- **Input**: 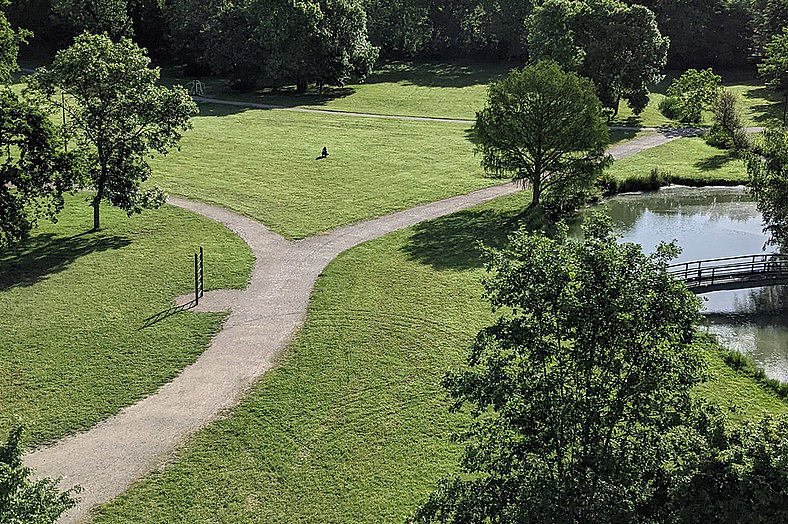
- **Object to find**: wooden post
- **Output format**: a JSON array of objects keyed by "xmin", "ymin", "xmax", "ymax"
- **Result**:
[{"xmin": 195, "ymin": 253, "xmax": 199, "ymax": 305}]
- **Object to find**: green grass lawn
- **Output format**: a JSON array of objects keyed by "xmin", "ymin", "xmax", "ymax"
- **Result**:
[
  {"xmin": 608, "ymin": 137, "xmax": 748, "ymax": 187},
  {"xmin": 162, "ymin": 62, "xmax": 782, "ymax": 127},
  {"xmin": 151, "ymin": 104, "xmax": 647, "ymax": 240},
  {"xmin": 0, "ymin": 195, "xmax": 254, "ymax": 446},
  {"xmin": 92, "ymin": 192, "xmax": 787, "ymax": 524},
  {"xmin": 150, "ymin": 103, "xmax": 496, "ymax": 239}
]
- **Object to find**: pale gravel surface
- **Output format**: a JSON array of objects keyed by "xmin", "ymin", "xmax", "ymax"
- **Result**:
[{"xmin": 24, "ymin": 129, "xmax": 692, "ymax": 523}]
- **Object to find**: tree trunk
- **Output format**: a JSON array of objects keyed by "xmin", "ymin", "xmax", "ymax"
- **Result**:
[
  {"xmin": 296, "ymin": 80, "xmax": 307, "ymax": 94},
  {"xmin": 531, "ymin": 176, "xmax": 541, "ymax": 206},
  {"xmin": 92, "ymin": 170, "xmax": 106, "ymax": 231},
  {"xmin": 92, "ymin": 196, "xmax": 101, "ymax": 231},
  {"xmin": 783, "ymin": 93, "xmax": 787, "ymax": 127}
]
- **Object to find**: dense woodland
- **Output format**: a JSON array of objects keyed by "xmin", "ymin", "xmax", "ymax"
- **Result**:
[{"xmin": 5, "ymin": 0, "xmax": 786, "ymax": 88}]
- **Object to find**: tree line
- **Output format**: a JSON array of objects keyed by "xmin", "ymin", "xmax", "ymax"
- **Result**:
[{"xmin": 5, "ymin": 0, "xmax": 788, "ymax": 91}]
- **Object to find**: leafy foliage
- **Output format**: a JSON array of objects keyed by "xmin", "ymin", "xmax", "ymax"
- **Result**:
[
  {"xmin": 663, "ymin": 68, "xmax": 722, "ymax": 124},
  {"xmin": 747, "ymin": 128, "xmax": 788, "ymax": 247},
  {"xmin": 51, "ymin": 0, "xmax": 132, "ymax": 40},
  {"xmin": 749, "ymin": 0, "xmax": 788, "ymax": 60},
  {"xmin": 0, "ymin": 4, "xmax": 81, "ymax": 249},
  {"xmin": 415, "ymin": 213, "xmax": 705, "ymax": 523},
  {"xmin": 527, "ymin": 0, "xmax": 668, "ymax": 116},
  {"xmin": 758, "ymin": 27, "xmax": 788, "ymax": 125},
  {"xmin": 166, "ymin": 0, "xmax": 378, "ymax": 92},
  {"xmin": 475, "ymin": 61, "xmax": 610, "ymax": 209},
  {"xmin": 0, "ymin": 89, "xmax": 81, "ymax": 248},
  {"xmin": 0, "ymin": 427, "xmax": 79, "ymax": 523},
  {"xmin": 705, "ymin": 89, "xmax": 748, "ymax": 153},
  {"xmin": 669, "ymin": 412, "xmax": 788, "ymax": 524},
  {"xmin": 28, "ymin": 32, "xmax": 197, "ymax": 231}
]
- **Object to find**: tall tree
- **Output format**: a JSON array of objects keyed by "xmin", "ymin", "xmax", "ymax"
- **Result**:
[
  {"xmin": 0, "ymin": 1, "xmax": 80, "ymax": 249},
  {"xmin": 474, "ymin": 61, "xmax": 610, "ymax": 208},
  {"xmin": 28, "ymin": 32, "xmax": 197, "ymax": 231},
  {"xmin": 749, "ymin": 0, "xmax": 788, "ymax": 60},
  {"xmin": 758, "ymin": 27, "xmax": 788, "ymax": 126},
  {"xmin": 252, "ymin": 0, "xmax": 378, "ymax": 93},
  {"xmin": 527, "ymin": 0, "xmax": 668, "ymax": 116},
  {"xmin": 414, "ymin": 213, "xmax": 705, "ymax": 523},
  {"xmin": 747, "ymin": 128, "xmax": 788, "ymax": 246},
  {"xmin": 51, "ymin": 0, "xmax": 132, "ymax": 40}
]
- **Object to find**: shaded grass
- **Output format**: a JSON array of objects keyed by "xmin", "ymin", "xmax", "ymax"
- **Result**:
[
  {"xmin": 0, "ymin": 194, "xmax": 254, "ymax": 446},
  {"xmin": 93, "ymin": 191, "xmax": 786, "ymax": 524},
  {"xmin": 607, "ymin": 137, "xmax": 748, "ymax": 190},
  {"xmin": 162, "ymin": 62, "xmax": 782, "ymax": 126},
  {"xmin": 150, "ymin": 104, "xmax": 496, "ymax": 239}
]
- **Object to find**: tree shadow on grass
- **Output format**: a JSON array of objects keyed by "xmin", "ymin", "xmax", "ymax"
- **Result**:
[
  {"xmin": 741, "ymin": 85, "xmax": 783, "ymax": 125},
  {"xmin": 694, "ymin": 153, "xmax": 735, "ymax": 171},
  {"xmin": 403, "ymin": 205, "xmax": 540, "ymax": 271},
  {"xmin": 0, "ymin": 232, "xmax": 131, "ymax": 292}
]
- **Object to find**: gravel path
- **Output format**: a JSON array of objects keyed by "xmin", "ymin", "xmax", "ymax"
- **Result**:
[{"xmin": 24, "ymin": 129, "xmax": 691, "ymax": 523}]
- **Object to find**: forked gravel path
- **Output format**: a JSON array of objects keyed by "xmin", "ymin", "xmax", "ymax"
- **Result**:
[{"xmin": 25, "ymin": 129, "xmax": 697, "ymax": 523}]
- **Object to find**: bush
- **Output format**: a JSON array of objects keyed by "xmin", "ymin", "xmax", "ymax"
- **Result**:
[
  {"xmin": 659, "ymin": 95, "xmax": 683, "ymax": 120},
  {"xmin": 663, "ymin": 68, "xmax": 722, "ymax": 124},
  {"xmin": 705, "ymin": 89, "xmax": 750, "ymax": 153}
]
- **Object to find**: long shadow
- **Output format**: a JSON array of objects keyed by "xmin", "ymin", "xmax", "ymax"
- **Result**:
[
  {"xmin": 403, "ymin": 205, "xmax": 536, "ymax": 271},
  {"xmin": 0, "ymin": 232, "xmax": 131, "ymax": 292},
  {"xmin": 364, "ymin": 61, "xmax": 514, "ymax": 88},
  {"xmin": 741, "ymin": 85, "xmax": 783, "ymax": 124},
  {"xmin": 694, "ymin": 153, "xmax": 735, "ymax": 171}
]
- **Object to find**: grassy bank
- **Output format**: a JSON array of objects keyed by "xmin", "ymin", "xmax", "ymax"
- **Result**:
[
  {"xmin": 604, "ymin": 137, "xmax": 748, "ymax": 193},
  {"xmin": 92, "ymin": 191, "xmax": 786, "ymax": 524},
  {"xmin": 0, "ymin": 195, "xmax": 254, "ymax": 446}
]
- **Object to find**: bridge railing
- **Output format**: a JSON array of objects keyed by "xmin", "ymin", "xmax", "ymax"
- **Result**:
[{"xmin": 667, "ymin": 253, "xmax": 788, "ymax": 287}]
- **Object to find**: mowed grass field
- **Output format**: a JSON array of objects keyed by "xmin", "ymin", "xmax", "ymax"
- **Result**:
[
  {"xmin": 150, "ymin": 104, "xmax": 495, "ymax": 239},
  {"xmin": 164, "ymin": 62, "xmax": 784, "ymax": 127},
  {"xmin": 608, "ymin": 137, "xmax": 748, "ymax": 185},
  {"xmin": 150, "ymin": 104, "xmax": 650, "ymax": 239},
  {"xmin": 92, "ymin": 192, "xmax": 787, "ymax": 524},
  {"xmin": 0, "ymin": 195, "xmax": 253, "ymax": 446}
]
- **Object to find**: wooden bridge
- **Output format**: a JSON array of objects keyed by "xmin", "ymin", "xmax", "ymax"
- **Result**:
[{"xmin": 669, "ymin": 254, "xmax": 788, "ymax": 294}]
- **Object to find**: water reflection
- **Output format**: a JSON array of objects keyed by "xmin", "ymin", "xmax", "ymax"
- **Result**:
[{"xmin": 577, "ymin": 185, "xmax": 788, "ymax": 382}]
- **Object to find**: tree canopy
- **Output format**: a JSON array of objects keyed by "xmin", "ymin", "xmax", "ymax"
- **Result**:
[
  {"xmin": 0, "ymin": 2, "xmax": 81, "ymax": 249},
  {"xmin": 747, "ymin": 128, "xmax": 788, "ymax": 247},
  {"xmin": 28, "ymin": 32, "xmax": 197, "ymax": 231},
  {"xmin": 415, "ymin": 213, "xmax": 705, "ymax": 523},
  {"xmin": 474, "ymin": 61, "xmax": 610, "ymax": 209},
  {"xmin": 414, "ymin": 214, "xmax": 788, "ymax": 523},
  {"xmin": 165, "ymin": 0, "xmax": 378, "ymax": 92},
  {"xmin": 1, "ymin": 427, "xmax": 79, "ymax": 523},
  {"xmin": 527, "ymin": 0, "xmax": 668, "ymax": 116},
  {"xmin": 758, "ymin": 27, "xmax": 788, "ymax": 125}
]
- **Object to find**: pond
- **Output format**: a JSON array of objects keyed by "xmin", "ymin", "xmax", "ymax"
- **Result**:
[{"xmin": 581, "ymin": 185, "xmax": 788, "ymax": 383}]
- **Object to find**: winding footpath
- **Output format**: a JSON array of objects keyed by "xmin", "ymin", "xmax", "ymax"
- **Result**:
[{"xmin": 25, "ymin": 129, "xmax": 706, "ymax": 522}]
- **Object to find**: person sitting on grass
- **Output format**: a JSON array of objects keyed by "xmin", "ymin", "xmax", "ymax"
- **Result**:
[{"xmin": 316, "ymin": 146, "xmax": 328, "ymax": 160}]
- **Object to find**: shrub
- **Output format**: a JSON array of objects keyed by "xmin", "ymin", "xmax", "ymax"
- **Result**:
[
  {"xmin": 659, "ymin": 95, "xmax": 682, "ymax": 120},
  {"xmin": 705, "ymin": 89, "xmax": 750, "ymax": 153},
  {"xmin": 663, "ymin": 68, "xmax": 722, "ymax": 124}
]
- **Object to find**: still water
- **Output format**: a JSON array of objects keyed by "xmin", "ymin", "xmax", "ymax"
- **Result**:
[{"xmin": 581, "ymin": 185, "xmax": 788, "ymax": 383}]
